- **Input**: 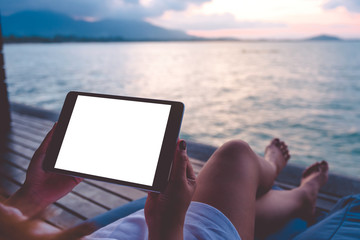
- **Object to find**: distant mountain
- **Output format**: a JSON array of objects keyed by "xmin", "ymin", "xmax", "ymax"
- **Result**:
[
  {"xmin": 305, "ymin": 34, "xmax": 342, "ymax": 41},
  {"xmin": 1, "ymin": 10, "xmax": 195, "ymax": 41}
]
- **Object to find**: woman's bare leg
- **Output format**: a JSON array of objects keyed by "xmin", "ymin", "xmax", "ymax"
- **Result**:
[
  {"xmin": 255, "ymin": 161, "xmax": 329, "ymax": 237},
  {"xmin": 192, "ymin": 138, "xmax": 289, "ymax": 240}
]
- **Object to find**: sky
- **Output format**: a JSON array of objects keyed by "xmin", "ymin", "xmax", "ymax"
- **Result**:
[{"xmin": 1, "ymin": 0, "xmax": 360, "ymax": 39}]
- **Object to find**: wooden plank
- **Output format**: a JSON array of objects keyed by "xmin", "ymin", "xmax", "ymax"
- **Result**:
[
  {"xmin": 56, "ymin": 193, "xmax": 107, "ymax": 219},
  {"xmin": 11, "ymin": 122, "xmax": 47, "ymax": 142},
  {"xmin": 7, "ymin": 133, "xmax": 41, "ymax": 151},
  {"xmin": 12, "ymin": 110, "xmax": 55, "ymax": 125},
  {"xmin": 45, "ymin": 205, "xmax": 84, "ymax": 229},
  {"xmin": 73, "ymin": 183, "xmax": 129, "ymax": 209},
  {"xmin": 11, "ymin": 103, "xmax": 58, "ymax": 123},
  {"xmin": 11, "ymin": 112, "xmax": 54, "ymax": 129},
  {"xmin": 85, "ymin": 179, "xmax": 147, "ymax": 201},
  {"xmin": 316, "ymin": 197, "xmax": 338, "ymax": 212},
  {"xmin": 11, "ymin": 116, "xmax": 50, "ymax": 135},
  {"xmin": 5, "ymin": 140, "xmax": 35, "ymax": 160},
  {"xmin": 0, "ymin": 161, "xmax": 26, "ymax": 184},
  {"xmin": 1, "ymin": 151, "xmax": 30, "ymax": 170}
]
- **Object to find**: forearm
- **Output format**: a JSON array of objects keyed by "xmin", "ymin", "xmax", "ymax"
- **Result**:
[{"xmin": 4, "ymin": 186, "xmax": 51, "ymax": 217}]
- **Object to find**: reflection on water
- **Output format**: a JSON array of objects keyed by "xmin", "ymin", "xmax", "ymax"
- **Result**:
[{"xmin": 4, "ymin": 41, "xmax": 360, "ymax": 177}]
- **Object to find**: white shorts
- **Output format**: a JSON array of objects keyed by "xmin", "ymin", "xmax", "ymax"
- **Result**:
[{"xmin": 87, "ymin": 201, "xmax": 241, "ymax": 240}]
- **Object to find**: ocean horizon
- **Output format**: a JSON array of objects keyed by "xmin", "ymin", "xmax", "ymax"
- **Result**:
[{"xmin": 4, "ymin": 41, "xmax": 360, "ymax": 177}]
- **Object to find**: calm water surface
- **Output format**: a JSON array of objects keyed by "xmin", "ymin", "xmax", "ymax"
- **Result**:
[{"xmin": 4, "ymin": 41, "xmax": 360, "ymax": 177}]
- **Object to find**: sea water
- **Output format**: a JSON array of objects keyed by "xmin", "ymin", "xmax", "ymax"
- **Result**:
[{"xmin": 4, "ymin": 41, "xmax": 360, "ymax": 177}]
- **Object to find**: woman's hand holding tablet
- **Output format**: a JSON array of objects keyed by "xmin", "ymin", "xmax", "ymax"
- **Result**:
[{"xmin": 43, "ymin": 91, "xmax": 184, "ymax": 193}]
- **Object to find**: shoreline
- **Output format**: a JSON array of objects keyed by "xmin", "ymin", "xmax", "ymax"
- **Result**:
[{"xmin": 3, "ymin": 37, "xmax": 360, "ymax": 44}]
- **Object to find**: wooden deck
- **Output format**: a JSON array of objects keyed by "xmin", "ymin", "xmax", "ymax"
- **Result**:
[
  {"xmin": 1, "ymin": 104, "xmax": 359, "ymax": 230},
  {"xmin": 0, "ymin": 108, "xmax": 205, "ymax": 229}
]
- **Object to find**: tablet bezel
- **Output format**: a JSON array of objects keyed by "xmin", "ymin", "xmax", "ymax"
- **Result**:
[{"xmin": 43, "ymin": 91, "xmax": 184, "ymax": 192}]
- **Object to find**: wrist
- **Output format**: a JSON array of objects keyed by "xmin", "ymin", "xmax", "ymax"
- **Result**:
[
  {"xmin": 5, "ymin": 186, "xmax": 51, "ymax": 217},
  {"xmin": 148, "ymin": 222, "xmax": 184, "ymax": 240}
]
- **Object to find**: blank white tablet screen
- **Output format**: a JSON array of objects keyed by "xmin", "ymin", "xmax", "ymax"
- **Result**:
[{"xmin": 54, "ymin": 95, "xmax": 171, "ymax": 186}]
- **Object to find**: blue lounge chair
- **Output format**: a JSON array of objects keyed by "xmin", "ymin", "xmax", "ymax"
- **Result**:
[{"xmin": 85, "ymin": 193, "xmax": 360, "ymax": 239}]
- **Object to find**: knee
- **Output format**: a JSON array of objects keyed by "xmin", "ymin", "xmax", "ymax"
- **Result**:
[{"xmin": 216, "ymin": 140, "xmax": 254, "ymax": 162}]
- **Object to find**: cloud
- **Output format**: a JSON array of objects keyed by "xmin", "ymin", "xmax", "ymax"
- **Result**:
[
  {"xmin": 149, "ymin": 12, "xmax": 286, "ymax": 31},
  {"xmin": 0, "ymin": 0, "xmax": 210, "ymax": 20},
  {"xmin": 323, "ymin": 0, "xmax": 360, "ymax": 13}
]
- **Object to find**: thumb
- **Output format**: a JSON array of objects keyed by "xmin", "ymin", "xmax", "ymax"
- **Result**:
[
  {"xmin": 31, "ymin": 123, "xmax": 57, "ymax": 168},
  {"xmin": 170, "ymin": 140, "xmax": 188, "ymax": 182},
  {"xmin": 186, "ymin": 159, "xmax": 196, "ymax": 182}
]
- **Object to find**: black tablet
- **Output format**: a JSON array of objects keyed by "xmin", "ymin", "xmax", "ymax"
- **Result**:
[{"xmin": 43, "ymin": 91, "xmax": 184, "ymax": 192}]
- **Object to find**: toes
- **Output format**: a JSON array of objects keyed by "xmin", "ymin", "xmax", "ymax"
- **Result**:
[
  {"xmin": 302, "ymin": 161, "xmax": 329, "ymax": 179},
  {"xmin": 281, "ymin": 148, "xmax": 288, "ymax": 155},
  {"xmin": 279, "ymin": 141, "xmax": 290, "ymax": 160},
  {"xmin": 319, "ymin": 160, "xmax": 329, "ymax": 172},
  {"xmin": 272, "ymin": 138, "xmax": 280, "ymax": 147},
  {"xmin": 279, "ymin": 141, "xmax": 287, "ymax": 149},
  {"xmin": 269, "ymin": 138, "xmax": 291, "ymax": 161},
  {"xmin": 280, "ymin": 144, "xmax": 287, "ymax": 152},
  {"xmin": 302, "ymin": 162, "xmax": 320, "ymax": 178}
]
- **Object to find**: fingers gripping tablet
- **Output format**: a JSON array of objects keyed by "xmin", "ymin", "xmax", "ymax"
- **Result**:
[{"xmin": 43, "ymin": 91, "xmax": 184, "ymax": 192}]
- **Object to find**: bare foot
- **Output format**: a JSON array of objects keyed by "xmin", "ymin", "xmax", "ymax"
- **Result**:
[
  {"xmin": 264, "ymin": 138, "xmax": 291, "ymax": 175},
  {"xmin": 299, "ymin": 161, "xmax": 329, "ymax": 221}
]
